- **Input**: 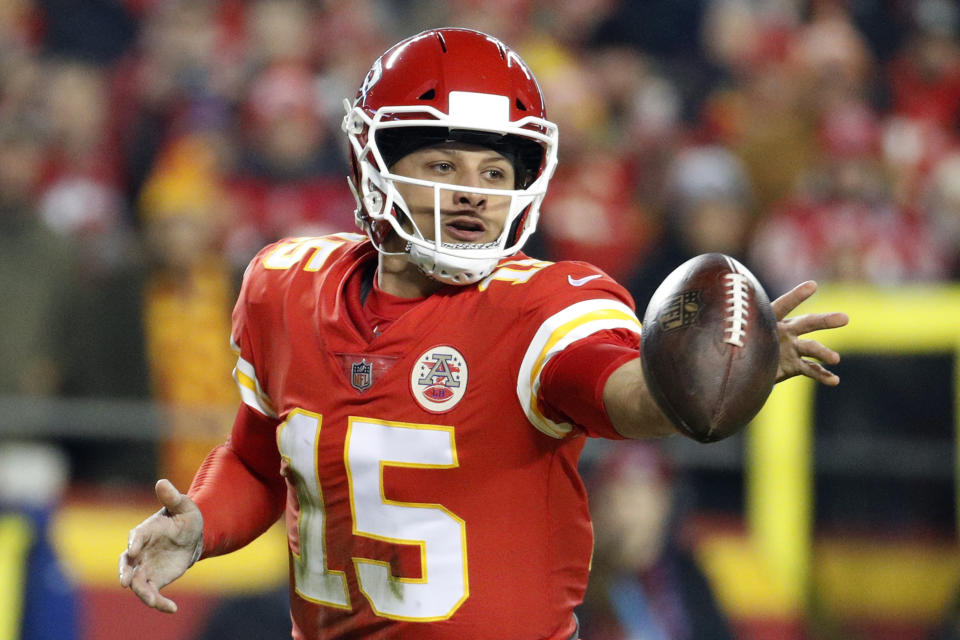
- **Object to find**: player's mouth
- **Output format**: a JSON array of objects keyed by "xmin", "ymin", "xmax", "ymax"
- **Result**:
[{"xmin": 443, "ymin": 215, "xmax": 488, "ymax": 243}]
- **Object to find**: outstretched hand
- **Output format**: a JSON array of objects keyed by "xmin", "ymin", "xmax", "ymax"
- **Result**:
[
  {"xmin": 771, "ymin": 281, "xmax": 849, "ymax": 386},
  {"xmin": 118, "ymin": 479, "xmax": 204, "ymax": 613}
]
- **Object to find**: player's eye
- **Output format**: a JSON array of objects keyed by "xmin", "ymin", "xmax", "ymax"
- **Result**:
[
  {"xmin": 483, "ymin": 167, "xmax": 509, "ymax": 183},
  {"xmin": 428, "ymin": 161, "xmax": 455, "ymax": 174}
]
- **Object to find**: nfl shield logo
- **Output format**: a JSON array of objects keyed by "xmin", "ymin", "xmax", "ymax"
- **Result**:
[{"xmin": 351, "ymin": 359, "xmax": 373, "ymax": 392}]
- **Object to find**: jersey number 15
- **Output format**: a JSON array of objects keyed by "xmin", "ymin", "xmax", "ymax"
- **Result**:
[{"xmin": 278, "ymin": 409, "xmax": 469, "ymax": 622}]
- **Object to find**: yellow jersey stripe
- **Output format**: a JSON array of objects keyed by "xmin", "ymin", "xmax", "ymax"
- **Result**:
[
  {"xmin": 233, "ymin": 356, "xmax": 278, "ymax": 418},
  {"xmin": 526, "ymin": 314, "xmax": 640, "ymax": 435},
  {"xmin": 516, "ymin": 299, "xmax": 640, "ymax": 438},
  {"xmin": 527, "ymin": 309, "xmax": 640, "ymax": 390}
]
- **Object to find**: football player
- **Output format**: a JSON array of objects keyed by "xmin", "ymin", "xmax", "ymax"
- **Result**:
[{"xmin": 119, "ymin": 28, "xmax": 848, "ymax": 639}]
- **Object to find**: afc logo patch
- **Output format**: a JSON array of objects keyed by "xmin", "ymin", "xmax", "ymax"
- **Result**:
[{"xmin": 411, "ymin": 345, "xmax": 468, "ymax": 413}]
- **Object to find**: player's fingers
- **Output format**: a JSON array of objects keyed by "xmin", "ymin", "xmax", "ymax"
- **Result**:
[
  {"xmin": 155, "ymin": 479, "xmax": 190, "ymax": 515},
  {"xmin": 796, "ymin": 339, "xmax": 840, "ymax": 366},
  {"xmin": 789, "ymin": 311, "xmax": 850, "ymax": 336},
  {"xmin": 126, "ymin": 526, "xmax": 147, "ymax": 558},
  {"xmin": 159, "ymin": 600, "xmax": 178, "ymax": 613},
  {"xmin": 118, "ymin": 550, "xmax": 135, "ymax": 587},
  {"xmin": 800, "ymin": 359, "xmax": 840, "ymax": 386},
  {"xmin": 129, "ymin": 567, "xmax": 157, "ymax": 607},
  {"xmin": 129, "ymin": 568, "xmax": 179, "ymax": 613},
  {"xmin": 771, "ymin": 281, "xmax": 817, "ymax": 321},
  {"xmin": 150, "ymin": 588, "xmax": 179, "ymax": 614}
]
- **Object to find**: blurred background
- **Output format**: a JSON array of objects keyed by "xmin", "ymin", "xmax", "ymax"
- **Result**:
[{"xmin": 1, "ymin": 1, "xmax": 958, "ymax": 639}]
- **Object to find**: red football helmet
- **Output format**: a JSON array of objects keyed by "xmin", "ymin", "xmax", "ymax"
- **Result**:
[{"xmin": 341, "ymin": 28, "xmax": 559, "ymax": 284}]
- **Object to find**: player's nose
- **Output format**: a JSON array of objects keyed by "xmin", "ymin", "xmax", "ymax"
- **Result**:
[{"xmin": 451, "ymin": 174, "xmax": 486, "ymax": 208}]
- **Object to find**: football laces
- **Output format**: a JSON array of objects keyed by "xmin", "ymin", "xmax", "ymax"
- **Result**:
[{"xmin": 723, "ymin": 273, "xmax": 750, "ymax": 347}]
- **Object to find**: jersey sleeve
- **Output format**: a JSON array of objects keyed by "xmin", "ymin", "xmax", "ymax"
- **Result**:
[
  {"xmin": 537, "ymin": 329, "xmax": 640, "ymax": 439},
  {"xmin": 514, "ymin": 261, "xmax": 642, "ymax": 439},
  {"xmin": 230, "ymin": 234, "xmax": 367, "ymax": 417},
  {"xmin": 230, "ymin": 244, "xmax": 281, "ymax": 419},
  {"xmin": 189, "ymin": 405, "xmax": 286, "ymax": 558}
]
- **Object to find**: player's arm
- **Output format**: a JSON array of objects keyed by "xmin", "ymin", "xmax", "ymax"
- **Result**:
[
  {"xmin": 119, "ymin": 405, "xmax": 285, "ymax": 613},
  {"xmin": 604, "ymin": 281, "xmax": 848, "ymax": 440},
  {"xmin": 602, "ymin": 356, "xmax": 676, "ymax": 439},
  {"xmin": 539, "ymin": 330, "xmax": 676, "ymax": 441},
  {"xmin": 188, "ymin": 405, "xmax": 286, "ymax": 558}
]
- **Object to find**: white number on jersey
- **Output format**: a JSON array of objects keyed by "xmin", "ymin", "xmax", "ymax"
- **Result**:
[{"xmin": 278, "ymin": 410, "xmax": 469, "ymax": 621}]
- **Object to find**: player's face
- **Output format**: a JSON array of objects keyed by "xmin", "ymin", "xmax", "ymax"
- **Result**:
[{"xmin": 390, "ymin": 143, "xmax": 515, "ymax": 245}]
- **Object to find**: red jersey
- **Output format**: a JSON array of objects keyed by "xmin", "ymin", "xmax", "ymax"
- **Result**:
[{"xmin": 230, "ymin": 234, "xmax": 641, "ymax": 639}]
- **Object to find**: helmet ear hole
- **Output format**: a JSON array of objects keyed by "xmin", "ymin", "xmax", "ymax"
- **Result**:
[
  {"xmin": 364, "ymin": 191, "xmax": 384, "ymax": 215},
  {"xmin": 419, "ymin": 89, "xmax": 436, "ymax": 100}
]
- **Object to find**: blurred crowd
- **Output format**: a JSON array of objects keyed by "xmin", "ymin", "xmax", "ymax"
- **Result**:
[
  {"xmin": 3, "ymin": 0, "xmax": 960, "ymax": 483},
  {"xmin": 3, "ymin": 2, "xmax": 960, "ymax": 638}
]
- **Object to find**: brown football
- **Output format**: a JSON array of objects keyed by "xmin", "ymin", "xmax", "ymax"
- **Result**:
[{"xmin": 640, "ymin": 253, "xmax": 779, "ymax": 442}]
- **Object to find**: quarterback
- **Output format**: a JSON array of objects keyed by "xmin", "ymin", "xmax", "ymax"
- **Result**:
[{"xmin": 119, "ymin": 28, "xmax": 848, "ymax": 639}]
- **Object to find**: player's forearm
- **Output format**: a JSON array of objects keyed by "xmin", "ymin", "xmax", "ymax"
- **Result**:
[
  {"xmin": 603, "ymin": 358, "xmax": 677, "ymax": 439},
  {"xmin": 188, "ymin": 444, "xmax": 285, "ymax": 559}
]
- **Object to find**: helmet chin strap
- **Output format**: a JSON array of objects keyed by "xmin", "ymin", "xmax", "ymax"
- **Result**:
[{"xmin": 405, "ymin": 240, "xmax": 501, "ymax": 285}]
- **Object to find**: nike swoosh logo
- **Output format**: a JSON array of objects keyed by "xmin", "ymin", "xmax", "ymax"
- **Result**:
[{"xmin": 567, "ymin": 274, "xmax": 602, "ymax": 287}]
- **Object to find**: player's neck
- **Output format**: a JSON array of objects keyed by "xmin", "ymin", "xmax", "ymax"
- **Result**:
[{"xmin": 377, "ymin": 252, "xmax": 446, "ymax": 299}]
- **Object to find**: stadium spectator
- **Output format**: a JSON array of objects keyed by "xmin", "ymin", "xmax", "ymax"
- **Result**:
[
  {"xmin": 628, "ymin": 144, "xmax": 757, "ymax": 307},
  {"xmin": 243, "ymin": 0, "xmax": 315, "ymax": 68},
  {"xmin": 137, "ymin": 137, "xmax": 240, "ymax": 489},
  {"xmin": 924, "ymin": 151, "xmax": 960, "ymax": 279},
  {"xmin": 887, "ymin": 0, "xmax": 960, "ymax": 130},
  {"xmin": 525, "ymin": 37, "xmax": 651, "ymax": 281},
  {"xmin": 0, "ymin": 122, "xmax": 77, "ymax": 396},
  {"xmin": 109, "ymin": 0, "xmax": 244, "ymax": 214},
  {"xmin": 0, "ymin": 442, "xmax": 79, "ymax": 640},
  {"xmin": 36, "ymin": 60, "xmax": 131, "ymax": 276},
  {"xmin": 577, "ymin": 442, "xmax": 734, "ymax": 640},
  {"xmin": 59, "ymin": 135, "xmax": 239, "ymax": 487},
  {"xmin": 749, "ymin": 98, "xmax": 949, "ymax": 294},
  {"xmin": 223, "ymin": 60, "xmax": 355, "ymax": 263}
]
